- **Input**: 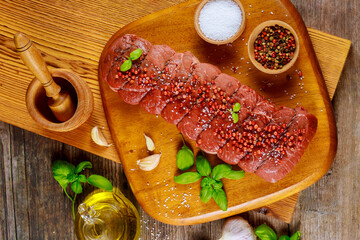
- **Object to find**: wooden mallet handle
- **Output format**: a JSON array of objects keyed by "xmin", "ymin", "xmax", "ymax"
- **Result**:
[
  {"xmin": 14, "ymin": 32, "xmax": 76, "ymax": 122},
  {"xmin": 14, "ymin": 32, "xmax": 61, "ymax": 98}
]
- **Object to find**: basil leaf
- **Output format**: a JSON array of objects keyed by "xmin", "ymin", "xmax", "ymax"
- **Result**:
[
  {"xmin": 174, "ymin": 172, "xmax": 201, "ymax": 184},
  {"xmin": 279, "ymin": 236, "xmax": 291, "ymax": 240},
  {"xmin": 201, "ymin": 177, "xmax": 214, "ymax": 187},
  {"xmin": 52, "ymin": 160, "xmax": 77, "ymax": 187},
  {"xmin": 87, "ymin": 175, "xmax": 113, "ymax": 191},
  {"xmin": 52, "ymin": 160, "xmax": 75, "ymax": 177},
  {"xmin": 196, "ymin": 153, "xmax": 211, "ymax": 176},
  {"xmin": 201, "ymin": 177, "xmax": 215, "ymax": 187},
  {"xmin": 129, "ymin": 48, "xmax": 143, "ymax": 60},
  {"xmin": 176, "ymin": 145, "xmax": 194, "ymax": 171},
  {"xmin": 75, "ymin": 161, "xmax": 92, "ymax": 174},
  {"xmin": 66, "ymin": 173, "xmax": 77, "ymax": 183},
  {"xmin": 201, "ymin": 177, "xmax": 210, "ymax": 187},
  {"xmin": 78, "ymin": 174, "xmax": 87, "ymax": 183},
  {"xmin": 53, "ymin": 175, "xmax": 70, "ymax": 189},
  {"xmin": 232, "ymin": 112, "xmax": 239, "ymax": 123},
  {"xmin": 200, "ymin": 187, "xmax": 213, "ymax": 203},
  {"xmin": 120, "ymin": 59, "xmax": 132, "ymax": 72},
  {"xmin": 255, "ymin": 224, "xmax": 277, "ymax": 240},
  {"xmin": 71, "ymin": 180, "xmax": 83, "ymax": 194},
  {"xmin": 211, "ymin": 164, "xmax": 232, "ymax": 180},
  {"xmin": 213, "ymin": 180, "xmax": 223, "ymax": 189},
  {"xmin": 224, "ymin": 170, "xmax": 245, "ymax": 180},
  {"xmin": 233, "ymin": 103, "xmax": 241, "ymax": 112},
  {"xmin": 212, "ymin": 188, "xmax": 227, "ymax": 211},
  {"xmin": 290, "ymin": 231, "xmax": 301, "ymax": 240}
]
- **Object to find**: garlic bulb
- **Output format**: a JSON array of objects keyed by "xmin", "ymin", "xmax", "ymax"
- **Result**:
[
  {"xmin": 144, "ymin": 133, "xmax": 155, "ymax": 151},
  {"xmin": 91, "ymin": 126, "xmax": 111, "ymax": 147},
  {"xmin": 219, "ymin": 216, "xmax": 256, "ymax": 240},
  {"xmin": 137, "ymin": 154, "xmax": 161, "ymax": 171}
]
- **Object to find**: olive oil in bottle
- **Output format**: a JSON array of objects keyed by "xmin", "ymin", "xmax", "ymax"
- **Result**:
[{"xmin": 75, "ymin": 188, "xmax": 140, "ymax": 240}]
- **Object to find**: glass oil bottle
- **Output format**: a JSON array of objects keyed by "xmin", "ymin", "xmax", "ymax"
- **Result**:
[{"xmin": 75, "ymin": 188, "xmax": 141, "ymax": 240}]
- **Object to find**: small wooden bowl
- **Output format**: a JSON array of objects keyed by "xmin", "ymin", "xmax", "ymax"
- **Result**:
[
  {"xmin": 248, "ymin": 20, "xmax": 300, "ymax": 74},
  {"xmin": 26, "ymin": 68, "xmax": 94, "ymax": 132},
  {"xmin": 194, "ymin": 0, "xmax": 246, "ymax": 45}
]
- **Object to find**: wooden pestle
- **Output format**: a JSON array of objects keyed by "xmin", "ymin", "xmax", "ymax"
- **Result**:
[{"xmin": 14, "ymin": 32, "xmax": 76, "ymax": 122}]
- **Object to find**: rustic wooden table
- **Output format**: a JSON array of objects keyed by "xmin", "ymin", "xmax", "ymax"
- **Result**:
[{"xmin": 0, "ymin": 0, "xmax": 358, "ymax": 239}]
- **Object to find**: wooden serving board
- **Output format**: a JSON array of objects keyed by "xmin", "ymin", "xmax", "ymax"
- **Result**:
[
  {"xmin": 0, "ymin": 0, "xmax": 350, "ymax": 224},
  {"xmin": 99, "ymin": 0, "xmax": 337, "ymax": 225}
]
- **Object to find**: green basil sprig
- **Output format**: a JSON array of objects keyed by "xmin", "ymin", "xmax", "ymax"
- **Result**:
[
  {"xmin": 174, "ymin": 172, "xmax": 201, "ymax": 184},
  {"xmin": 174, "ymin": 151, "xmax": 245, "ymax": 211},
  {"xmin": 228, "ymin": 102, "xmax": 241, "ymax": 123},
  {"xmin": 176, "ymin": 134, "xmax": 194, "ymax": 170},
  {"xmin": 212, "ymin": 188, "xmax": 227, "ymax": 211},
  {"xmin": 196, "ymin": 154, "xmax": 211, "ymax": 176},
  {"xmin": 279, "ymin": 236, "xmax": 290, "ymax": 240},
  {"xmin": 120, "ymin": 48, "xmax": 143, "ymax": 72},
  {"xmin": 225, "ymin": 170, "xmax": 245, "ymax": 180},
  {"xmin": 255, "ymin": 224, "xmax": 278, "ymax": 240},
  {"xmin": 211, "ymin": 164, "xmax": 232, "ymax": 180},
  {"xmin": 255, "ymin": 224, "xmax": 301, "ymax": 240},
  {"xmin": 200, "ymin": 187, "xmax": 213, "ymax": 203},
  {"xmin": 52, "ymin": 160, "xmax": 113, "ymax": 220},
  {"xmin": 120, "ymin": 60, "xmax": 132, "ymax": 72},
  {"xmin": 289, "ymin": 231, "xmax": 301, "ymax": 240},
  {"xmin": 130, "ymin": 49, "xmax": 143, "ymax": 60},
  {"xmin": 87, "ymin": 175, "xmax": 113, "ymax": 191}
]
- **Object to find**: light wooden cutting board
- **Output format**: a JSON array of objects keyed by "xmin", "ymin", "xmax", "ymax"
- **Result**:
[
  {"xmin": 0, "ymin": 0, "xmax": 350, "ymax": 223},
  {"xmin": 99, "ymin": 0, "xmax": 338, "ymax": 225}
]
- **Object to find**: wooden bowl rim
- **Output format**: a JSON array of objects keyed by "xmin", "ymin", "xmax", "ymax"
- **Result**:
[
  {"xmin": 26, "ymin": 68, "xmax": 94, "ymax": 132},
  {"xmin": 194, "ymin": 0, "xmax": 246, "ymax": 45},
  {"xmin": 247, "ymin": 20, "xmax": 300, "ymax": 74}
]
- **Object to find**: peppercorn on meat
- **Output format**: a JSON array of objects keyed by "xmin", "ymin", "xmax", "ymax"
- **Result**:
[
  {"xmin": 118, "ymin": 45, "xmax": 176, "ymax": 105},
  {"xmin": 105, "ymin": 35, "xmax": 152, "ymax": 91},
  {"xmin": 99, "ymin": 34, "xmax": 318, "ymax": 183},
  {"xmin": 140, "ymin": 52, "xmax": 199, "ymax": 114},
  {"xmin": 197, "ymin": 84, "xmax": 263, "ymax": 154},
  {"xmin": 178, "ymin": 73, "xmax": 240, "ymax": 141},
  {"xmin": 217, "ymin": 100, "xmax": 278, "ymax": 165}
]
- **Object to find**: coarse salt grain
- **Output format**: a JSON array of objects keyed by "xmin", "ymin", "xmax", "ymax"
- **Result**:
[{"xmin": 199, "ymin": 0, "xmax": 243, "ymax": 41}]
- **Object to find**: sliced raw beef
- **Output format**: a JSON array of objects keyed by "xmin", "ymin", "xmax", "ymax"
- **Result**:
[
  {"xmin": 139, "ymin": 52, "xmax": 199, "ymax": 114},
  {"xmin": 161, "ymin": 63, "xmax": 221, "ymax": 125},
  {"xmin": 177, "ymin": 73, "xmax": 240, "ymax": 141},
  {"xmin": 197, "ymin": 85, "xmax": 263, "ymax": 154},
  {"xmin": 100, "ymin": 34, "xmax": 318, "ymax": 183},
  {"xmin": 238, "ymin": 107, "xmax": 296, "ymax": 172},
  {"xmin": 255, "ymin": 107, "xmax": 318, "ymax": 182},
  {"xmin": 102, "ymin": 34, "xmax": 137, "ymax": 81},
  {"xmin": 105, "ymin": 35, "xmax": 152, "ymax": 91},
  {"xmin": 117, "ymin": 45, "xmax": 176, "ymax": 105},
  {"xmin": 217, "ymin": 101, "xmax": 278, "ymax": 165}
]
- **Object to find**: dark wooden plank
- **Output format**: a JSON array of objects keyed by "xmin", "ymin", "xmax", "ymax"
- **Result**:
[
  {"xmin": 288, "ymin": 0, "xmax": 360, "ymax": 239},
  {"xmin": 8, "ymin": 125, "xmax": 30, "ymax": 240},
  {"xmin": 0, "ymin": 122, "xmax": 12, "ymax": 240},
  {"xmin": 21, "ymin": 130, "xmax": 68, "ymax": 239}
]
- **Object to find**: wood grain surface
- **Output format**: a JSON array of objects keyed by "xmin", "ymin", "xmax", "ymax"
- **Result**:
[
  {"xmin": 0, "ymin": 0, "xmax": 350, "ymax": 225},
  {"xmin": 99, "ymin": 0, "xmax": 337, "ymax": 225},
  {"xmin": 0, "ymin": 0, "xmax": 357, "ymax": 239}
]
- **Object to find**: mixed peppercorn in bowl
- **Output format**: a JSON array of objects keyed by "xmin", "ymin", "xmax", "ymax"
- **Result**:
[{"xmin": 248, "ymin": 20, "xmax": 300, "ymax": 74}]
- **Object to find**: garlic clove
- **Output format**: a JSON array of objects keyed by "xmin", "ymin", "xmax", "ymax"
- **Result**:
[
  {"xmin": 91, "ymin": 126, "xmax": 112, "ymax": 147},
  {"xmin": 219, "ymin": 216, "xmax": 256, "ymax": 240},
  {"xmin": 144, "ymin": 133, "xmax": 155, "ymax": 151},
  {"xmin": 137, "ymin": 154, "xmax": 161, "ymax": 171}
]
